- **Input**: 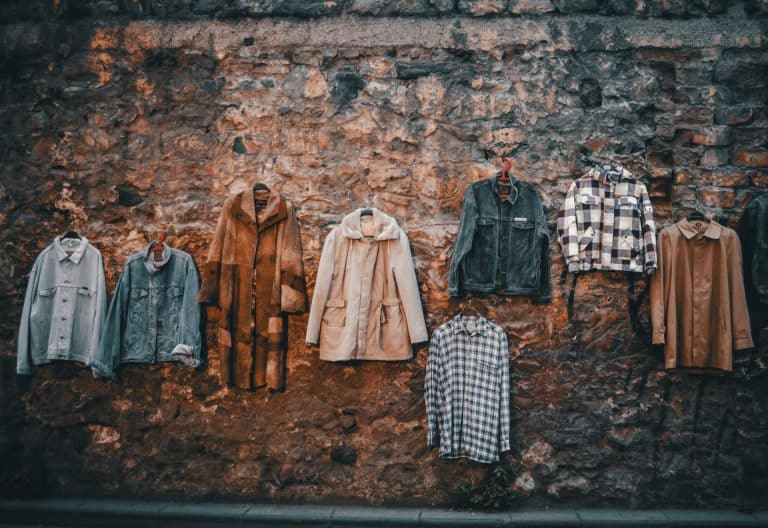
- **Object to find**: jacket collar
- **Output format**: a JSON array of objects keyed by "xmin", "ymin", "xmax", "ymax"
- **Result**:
[
  {"xmin": 493, "ymin": 173, "xmax": 519, "ymax": 205},
  {"xmin": 141, "ymin": 241, "xmax": 171, "ymax": 273},
  {"xmin": 677, "ymin": 218, "xmax": 722, "ymax": 240},
  {"xmin": 54, "ymin": 235, "xmax": 89, "ymax": 264},
  {"xmin": 587, "ymin": 165, "xmax": 634, "ymax": 184},
  {"xmin": 451, "ymin": 314, "xmax": 491, "ymax": 337},
  {"xmin": 239, "ymin": 188, "xmax": 288, "ymax": 232},
  {"xmin": 339, "ymin": 208, "xmax": 400, "ymax": 241}
]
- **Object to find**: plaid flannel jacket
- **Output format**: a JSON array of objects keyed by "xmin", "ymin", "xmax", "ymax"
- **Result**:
[
  {"xmin": 425, "ymin": 314, "xmax": 511, "ymax": 464},
  {"xmin": 557, "ymin": 166, "xmax": 657, "ymax": 275}
]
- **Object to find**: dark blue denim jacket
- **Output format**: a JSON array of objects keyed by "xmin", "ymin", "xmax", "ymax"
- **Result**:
[
  {"xmin": 448, "ymin": 175, "xmax": 551, "ymax": 303},
  {"xmin": 90, "ymin": 243, "xmax": 202, "ymax": 379},
  {"xmin": 740, "ymin": 193, "xmax": 768, "ymax": 305}
]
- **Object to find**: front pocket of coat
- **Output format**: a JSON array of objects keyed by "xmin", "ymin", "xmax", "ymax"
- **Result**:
[
  {"xmin": 466, "ymin": 218, "xmax": 497, "ymax": 285},
  {"xmin": 379, "ymin": 298, "xmax": 409, "ymax": 351},
  {"xmin": 31, "ymin": 287, "xmax": 56, "ymax": 353},
  {"xmin": 126, "ymin": 288, "xmax": 149, "ymax": 350},
  {"xmin": 578, "ymin": 193, "xmax": 602, "ymax": 228},
  {"xmin": 320, "ymin": 299, "xmax": 346, "ymax": 353},
  {"xmin": 507, "ymin": 221, "xmax": 537, "ymax": 288}
]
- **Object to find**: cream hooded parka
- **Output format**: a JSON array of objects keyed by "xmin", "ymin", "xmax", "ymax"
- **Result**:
[{"xmin": 306, "ymin": 208, "xmax": 428, "ymax": 361}]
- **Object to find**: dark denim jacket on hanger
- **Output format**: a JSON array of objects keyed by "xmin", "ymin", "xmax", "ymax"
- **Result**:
[
  {"xmin": 90, "ymin": 243, "xmax": 202, "ymax": 380},
  {"xmin": 448, "ymin": 174, "xmax": 552, "ymax": 303}
]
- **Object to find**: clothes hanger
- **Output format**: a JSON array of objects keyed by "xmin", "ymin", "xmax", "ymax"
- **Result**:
[
  {"xmin": 496, "ymin": 157, "xmax": 517, "ymax": 200},
  {"xmin": 62, "ymin": 230, "xmax": 80, "ymax": 240},
  {"xmin": 149, "ymin": 227, "xmax": 166, "ymax": 264},
  {"xmin": 686, "ymin": 210, "xmax": 708, "ymax": 222},
  {"xmin": 360, "ymin": 208, "xmax": 373, "ymax": 217},
  {"xmin": 253, "ymin": 183, "xmax": 270, "ymax": 212},
  {"xmin": 459, "ymin": 296, "xmax": 483, "ymax": 318}
]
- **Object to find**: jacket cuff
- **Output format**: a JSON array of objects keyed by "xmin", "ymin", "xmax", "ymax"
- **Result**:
[
  {"xmin": 532, "ymin": 296, "xmax": 551, "ymax": 305},
  {"xmin": 652, "ymin": 331, "xmax": 665, "ymax": 345},
  {"xmin": 448, "ymin": 288, "xmax": 460, "ymax": 298},
  {"xmin": 734, "ymin": 336, "xmax": 754, "ymax": 351},
  {"xmin": 567, "ymin": 262, "xmax": 580, "ymax": 273},
  {"xmin": 645, "ymin": 265, "xmax": 657, "ymax": 277},
  {"xmin": 427, "ymin": 431, "xmax": 438, "ymax": 446},
  {"xmin": 16, "ymin": 367, "xmax": 31, "ymax": 375},
  {"xmin": 172, "ymin": 344, "xmax": 200, "ymax": 367},
  {"xmin": 89, "ymin": 360, "xmax": 114, "ymax": 380}
]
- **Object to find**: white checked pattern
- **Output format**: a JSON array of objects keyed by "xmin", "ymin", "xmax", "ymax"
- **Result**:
[
  {"xmin": 425, "ymin": 314, "xmax": 511, "ymax": 464},
  {"xmin": 557, "ymin": 166, "xmax": 657, "ymax": 275}
]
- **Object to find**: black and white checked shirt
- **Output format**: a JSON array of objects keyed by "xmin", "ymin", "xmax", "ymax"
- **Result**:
[
  {"xmin": 425, "ymin": 314, "xmax": 511, "ymax": 464},
  {"xmin": 557, "ymin": 166, "xmax": 657, "ymax": 275}
]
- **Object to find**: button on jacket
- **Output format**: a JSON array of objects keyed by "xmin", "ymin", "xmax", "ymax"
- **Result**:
[
  {"xmin": 739, "ymin": 193, "xmax": 768, "ymax": 305},
  {"xmin": 425, "ymin": 314, "xmax": 511, "ymax": 464},
  {"xmin": 448, "ymin": 175, "xmax": 551, "ymax": 303},
  {"xmin": 306, "ymin": 208, "xmax": 428, "ymax": 361},
  {"xmin": 16, "ymin": 236, "xmax": 107, "ymax": 374},
  {"xmin": 90, "ymin": 243, "xmax": 202, "ymax": 380},
  {"xmin": 650, "ymin": 219, "xmax": 753, "ymax": 371},
  {"xmin": 558, "ymin": 166, "xmax": 657, "ymax": 275},
  {"xmin": 199, "ymin": 189, "xmax": 307, "ymax": 391}
]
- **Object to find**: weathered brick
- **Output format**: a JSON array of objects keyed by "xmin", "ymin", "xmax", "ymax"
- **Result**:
[
  {"xmin": 714, "ymin": 107, "xmax": 754, "ymax": 126},
  {"xmin": 699, "ymin": 148, "xmax": 730, "ymax": 167},
  {"xmin": 699, "ymin": 168, "xmax": 750, "ymax": 187},
  {"xmin": 675, "ymin": 106, "xmax": 714, "ymax": 126},
  {"xmin": 691, "ymin": 126, "xmax": 731, "ymax": 146},
  {"xmin": 699, "ymin": 187, "xmax": 736, "ymax": 208},
  {"xmin": 732, "ymin": 150, "xmax": 768, "ymax": 168}
]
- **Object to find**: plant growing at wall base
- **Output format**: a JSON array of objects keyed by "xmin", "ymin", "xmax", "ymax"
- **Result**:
[{"xmin": 455, "ymin": 465, "xmax": 518, "ymax": 511}]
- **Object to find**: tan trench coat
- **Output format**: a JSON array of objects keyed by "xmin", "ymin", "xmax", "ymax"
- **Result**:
[
  {"xmin": 306, "ymin": 208, "xmax": 428, "ymax": 361},
  {"xmin": 650, "ymin": 219, "xmax": 753, "ymax": 371},
  {"xmin": 199, "ymin": 189, "xmax": 306, "ymax": 389}
]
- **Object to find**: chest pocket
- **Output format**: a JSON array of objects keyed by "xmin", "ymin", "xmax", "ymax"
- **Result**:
[
  {"xmin": 618, "ymin": 196, "xmax": 639, "ymax": 210},
  {"xmin": 579, "ymin": 194, "xmax": 601, "ymax": 206}
]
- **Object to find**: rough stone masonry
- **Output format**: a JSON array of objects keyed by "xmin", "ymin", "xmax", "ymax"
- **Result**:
[{"xmin": 0, "ymin": 0, "xmax": 767, "ymax": 510}]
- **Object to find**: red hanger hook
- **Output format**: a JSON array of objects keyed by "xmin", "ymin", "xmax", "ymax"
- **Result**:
[{"xmin": 502, "ymin": 157, "xmax": 512, "ymax": 173}]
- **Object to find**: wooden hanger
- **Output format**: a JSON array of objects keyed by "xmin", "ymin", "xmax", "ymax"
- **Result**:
[
  {"xmin": 149, "ymin": 228, "xmax": 166, "ymax": 263},
  {"xmin": 460, "ymin": 296, "xmax": 483, "ymax": 318}
]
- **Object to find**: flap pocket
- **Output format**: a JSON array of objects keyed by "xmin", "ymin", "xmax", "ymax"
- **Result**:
[
  {"xmin": 511, "ymin": 220, "xmax": 535, "ymax": 229},
  {"xmin": 579, "ymin": 194, "xmax": 600, "ymax": 205},
  {"xmin": 130, "ymin": 288, "xmax": 149, "ymax": 300},
  {"xmin": 77, "ymin": 287, "xmax": 93, "ymax": 297},
  {"xmin": 473, "ymin": 359, "xmax": 497, "ymax": 372},
  {"xmin": 167, "ymin": 286, "xmax": 183, "ymax": 299},
  {"xmin": 38, "ymin": 287, "xmax": 56, "ymax": 297},
  {"xmin": 618, "ymin": 196, "xmax": 638, "ymax": 207},
  {"xmin": 477, "ymin": 218, "xmax": 495, "ymax": 226},
  {"xmin": 325, "ymin": 299, "xmax": 346, "ymax": 308}
]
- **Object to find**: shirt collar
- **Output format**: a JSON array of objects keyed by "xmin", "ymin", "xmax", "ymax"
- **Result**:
[
  {"xmin": 141, "ymin": 241, "xmax": 171, "ymax": 273},
  {"xmin": 493, "ymin": 173, "xmax": 519, "ymax": 205},
  {"xmin": 452, "ymin": 314, "xmax": 491, "ymax": 337},
  {"xmin": 677, "ymin": 219, "xmax": 722, "ymax": 240},
  {"xmin": 588, "ymin": 165, "xmax": 633, "ymax": 185},
  {"xmin": 54, "ymin": 235, "xmax": 89, "ymax": 264}
]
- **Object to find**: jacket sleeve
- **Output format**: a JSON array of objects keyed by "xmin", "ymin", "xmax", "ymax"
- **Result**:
[
  {"xmin": 91, "ymin": 265, "xmax": 128, "ymax": 380},
  {"xmin": 728, "ymin": 232, "xmax": 754, "ymax": 351},
  {"xmin": 16, "ymin": 253, "xmax": 43, "ymax": 375},
  {"xmin": 305, "ymin": 229, "xmax": 337, "ymax": 345},
  {"xmin": 649, "ymin": 229, "xmax": 668, "ymax": 345},
  {"xmin": 86, "ymin": 252, "xmax": 108, "ymax": 365},
  {"xmin": 534, "ymin": 194, "xmax": 552, "ymax": 304},
  {"xmin": 198, "ymin": 202, "xmax": 228, "ymax": 306},
  {"xmin": 171, "ymin": 256, "xmax": 202, "ymax": 367},
  {"xmin": 499, "ymin": 331, "xmax": 511, "ymax": 453},
  {"xmin": 280, "ymin": 204, "xmax": 308, "ymax": 314},
  {"xmin": 425, "ymin": 332, "xmax": 444, "ymax": 447},
  {"xmin": 557, "ymin": 181, "xmax": 580, "ymax": 273},
  {"xmin": 639, "ymin": 183, "xmax": 658, "ymax": 276},
  {"xmin": 392, "ymin": 230, "xmax": 428, "ymax": 344},
  {"xmin": 447, "ymin": 185, "xmax": 478, "ymax": 297}
]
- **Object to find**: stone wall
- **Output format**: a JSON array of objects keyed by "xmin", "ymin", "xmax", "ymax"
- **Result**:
[{"xmin": 0, "ymin": 0, "xmax": 767, "ymax": 509}]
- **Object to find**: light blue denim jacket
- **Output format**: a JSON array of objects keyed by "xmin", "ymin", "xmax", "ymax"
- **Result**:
[
  {"xmin": 90, "ymin": 243, "xmax": 202, "ymax": 380},
  {"xmin": 16, "ymin": 236, "xmax": 107, "ymax": 374}
]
